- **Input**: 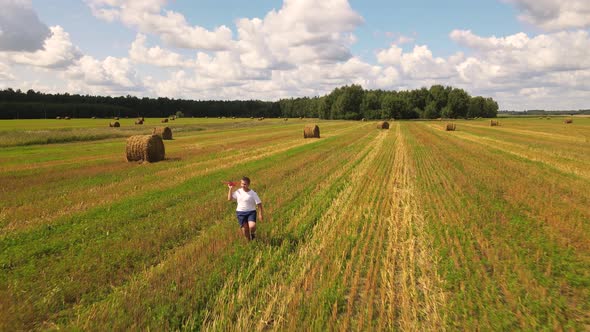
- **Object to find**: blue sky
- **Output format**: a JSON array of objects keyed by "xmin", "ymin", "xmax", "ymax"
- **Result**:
[{"xmin": 1, "ymin": 0, "xmax": 589, "ymax": 110}]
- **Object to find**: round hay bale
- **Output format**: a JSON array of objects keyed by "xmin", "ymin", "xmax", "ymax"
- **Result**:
[
  {"xmin": 490, "ymin": 120, "xmax": 499, "ymax": 126},
  {"xmin": 64, "ymin": 116, "xmax": 71, "ymax": 120},
  {"xmin": 114, "ymin": 117, "xmax": 119, "ymax": 120},
  {"xmin": 152, "ymin": 126, "xmax": 172, "ymax": 140},
  {"xmin": 91, "ymin": 116, "xmax": 96, "ymax": 119},
  {"xmin": 304, "ymin": 124, "xmax": 320, "ymax": 138},
  {"xmin": 109, "ymin": 121, "xmax": 120, "ymax": 127},
  {"xmin": 361, "ymin": 118, "xmax": 366, "ymax": 122},
  {"xmin": 56, "ymin": 116, "xmax": 61, "ymax": 120},
  {"xmin": 135, "ymin": 119, "xmax": 144, "ymax": 125},
  {"xmin": 284, "ymin": 118, "xmax": 288, "ymax": 121},
  {"xmin": 232, "ymin": 116, "xmax": 236, "ymax": 119},
  {"xmin": 377, "ymin": 121, "xmax": 389, "ymax": 129},
  {"xmin": 564, "ymin": 119, "xmax": 573, "ymax": 124},
  {"xmin": 250, "ymin": 116, "xmax": 254, "ymax": 119},
  {"xmin": 445, "ymin": 123, "xmax": 456, "ymax": 131},
  {"xmin": 161, "ymin": 118, "xmax": 168, "ymax": 123},
  {"xmin": 126, "ymin": 134, "xmax": 165, "ymax": 162},
  {"xmin": 299, "ymin": 116, "xmax": 303, "ymax": 120}
]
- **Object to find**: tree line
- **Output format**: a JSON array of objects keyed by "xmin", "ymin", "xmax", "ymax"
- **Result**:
[{"xmin": 0, "ymin": 85, "xmax": 498, "ymax": 120}]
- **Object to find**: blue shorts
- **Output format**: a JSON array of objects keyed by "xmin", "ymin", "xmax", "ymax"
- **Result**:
[{"xmin": 236, "ymin": 210, "xmax": 256, "ymax": 227}]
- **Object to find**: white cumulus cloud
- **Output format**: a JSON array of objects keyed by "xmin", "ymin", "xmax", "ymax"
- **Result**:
[
  {"xmin": 451, "ymin": 29, "xmax": 590, "ymax": 76},
  {"xmin": 6, "ymin": 26, "xmax": 81, "ymax": 68},
  {"xmin": 66, "ymin": 55, "xmax": 141, "ymax": 91},
  {"xmin": 0, "ymin": 0, "xmax": 50, "ymax": 51},
  {"xmin": 505, "ymin": 0, "xmax": 590, "ymax": 30},
  {"xmin": 129, "ymin": 34, "xmax": 188, "ymax": 67},
  {"xmin": 86, "ymin": 0, "xmax": 233, "ymax": 50},
  {"xmin": 235, "ymin": 0, "xmax": 363, "ymax": 68}
]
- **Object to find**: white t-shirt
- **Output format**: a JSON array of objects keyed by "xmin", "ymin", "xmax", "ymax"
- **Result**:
[{"xmin": 232, "ymin": 188, "xmax": 262, "ymax": 211}]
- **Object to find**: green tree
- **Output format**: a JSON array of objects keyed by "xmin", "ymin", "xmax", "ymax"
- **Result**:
[
  {"xmin": 329, "ymin": 85, "xmax": 363, "ymax": 119},
  {"xmin": 360, "ymin": 90, "xmax": 381, "ymax": 118},
  {"xmin": 446, "ymin": 88, "xmax": 470, "ymax": 118},
  {"xmin": 428, "ymin": 85, "xmax": 450, "ymax": 114},
  {"xmin": 423, "ymin": 101, "xmax": 439, "ymax": 119},
  {"xmin": 382, "ymin": 93, "xmax": 409, "ymax": 119},
  {"xmin": 468, "ymin": 96, "xmax": 486, "ymax": 118},
  {"xmin": 483, "ymin": 97, "xmax": 499, "ymax": 118}
]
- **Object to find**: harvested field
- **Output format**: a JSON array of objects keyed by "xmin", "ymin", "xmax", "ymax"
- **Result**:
[{"xmin": 0, "ymin": 117, "xmax": 588, "ymax": 331}]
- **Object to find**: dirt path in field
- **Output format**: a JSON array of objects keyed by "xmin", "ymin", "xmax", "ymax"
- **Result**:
[
  {"xmin": 249, "ymin": 130, "xmax": 389, "ymax": 330},
  {"xmin": 379, "ymin": 124, "xmax": 446, "ymax": 330}
]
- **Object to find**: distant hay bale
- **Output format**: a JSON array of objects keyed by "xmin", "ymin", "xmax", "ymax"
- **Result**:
[
  {"xmin": 126, "ymin": 135, "xmax": 165, "ymax": 162},
  {"xmin": 445, "ymin": 123, "xmax": 456, "ymax": 131},
  {"xmin": 564, "ymin": 119, "xmax": 573, "ymax": 124},
  {"xmin": 152, "ymin": 126, "xmax": 172, "ymax": 140},
  {"xmin": 361, "ymin": 118, "xmax": 366, "ymax": 122},
  {"xmin": 91, "ymin": 116, "xmax": 96, "ymax": 119},
  {"xmin": 135, "ymin": 119, "xmax": 144, "ymax": 125},
  {"xmin": 304, "ymin": 124, "xmax": 320, "ymax": 138},
  {"xmin": 299, "ymin": 116, "xmax": 303, "ymax": 120},
  {"xmin": 490, "ymin": 120, "xmax": 499, "ymax": 126},
  {"xmin": 284, "ymin": 118, "xmax": 288, "ymax": 121},
  {"xmin": 377, "ymin": 121, "xmax": 389, "ymax": 129},
  {"xmin": 250, "ymin": 116, "xmax": 254, "ymax": 119},
  {"xmin": 56, "ymin": 116, "xmax": 61, "ymax": 120},
  {"xmin": 64, "ymin": 116, "xmax": 71, "ymax": 120},
  {"xmin": 114, "ymin": 117, "xmax": 119, "ymax": 120},
  {"xmin": 232, "ymin": 116, "xmax": 236, "ymax": 119},
  {"xmin": 109, "ymin": 121, "xmax": 120, "ymax": 127},
  {"xmin": 161, "ymin": 118, "xmax": 168, "ymax": 123},
  {"xmin": 258, "ymin": 117, "xmax": 264, "ymax": 121}
]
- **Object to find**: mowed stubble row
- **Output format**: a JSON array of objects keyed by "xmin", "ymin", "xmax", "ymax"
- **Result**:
[{"xmin": 0, "ymin": 117, "xmax": 588, "ymax": 330}]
